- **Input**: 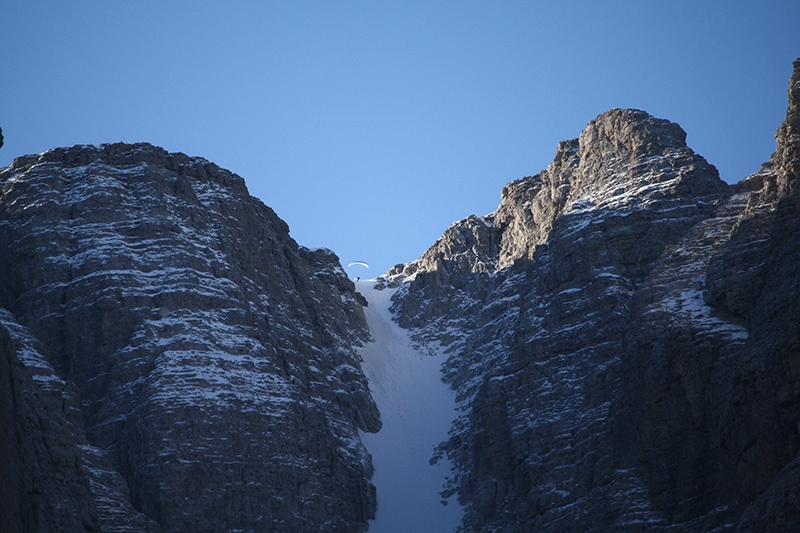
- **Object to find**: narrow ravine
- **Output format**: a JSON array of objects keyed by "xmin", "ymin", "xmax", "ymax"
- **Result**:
[{"xmin": 356, "ymin": 281, "xmax": 463, "ymax": 533}]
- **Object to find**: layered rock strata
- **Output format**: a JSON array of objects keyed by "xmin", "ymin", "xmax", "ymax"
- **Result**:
[
  {"xmin": 4, "ymin": 59, "xmax": 799, "ymax": 533},
  {"xmin": 0, "ymin": 144, "xmax": 380, "ymax": 532},
  {"xmin": 385, "ymin": 60, "xmax": 800, "ymax": 531}
]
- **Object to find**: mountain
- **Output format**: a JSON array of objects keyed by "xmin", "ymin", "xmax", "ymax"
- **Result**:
[
  {"xmin": 2, "ymin": 59, "xmax": 799, "ymax": 532},
  {"xmin": 380, "ymin": 59, "xmax": 800, "ymax": 531},
  {"xmin": 0, "ymin": 145, "xmax": 379, "ymax": 532}
]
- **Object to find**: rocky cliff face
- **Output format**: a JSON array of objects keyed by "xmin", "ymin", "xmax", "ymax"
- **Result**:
[
  {"xmin": 0, "ymin": 144, "xmax": 380, "ymax": 532},
  {"xmin": 385, "ymin": 60, "xmax": 800, "ymax": 531},
  {"xmin": 4, "ymin": 61, "xmax": 798, "ymax": 533}
]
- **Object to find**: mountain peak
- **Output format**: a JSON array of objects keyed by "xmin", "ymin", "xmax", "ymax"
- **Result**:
[
  {"xmin": 6, "ymin": 142, "xmax": 248, "ymax": 195},
  {"xmin": 572, "ymin": 108, "xmax": 723, "ymax": 205},
  {"xmin": 580, "ymin": 108, "xmax": 689, "ymax": 158},
  {"xmin": 385, "ymin": 107, "xmax": 727, "ymax": 291},
  {"xmin": 385, "ymin": 60, "xmax": 800, "ymax": 532},
  {"xmin": 772, "ymin": 58, "xmax": 800, "ymax": 196}
]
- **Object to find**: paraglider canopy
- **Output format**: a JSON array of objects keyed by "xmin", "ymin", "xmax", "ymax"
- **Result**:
[{"xmin": 348, "ymin": 261, "xmax": 370, "ymax": 269}]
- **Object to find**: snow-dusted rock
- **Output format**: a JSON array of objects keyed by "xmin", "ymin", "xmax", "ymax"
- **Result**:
[
  {"xmin": 385, "ymin": 60, "xmax": 800, "ymax": 531},
  {"xmin": 4, "ymin": 58, "xmax": 799, "ymax": 533},
  {"xmin": 0, "ymin": 143, "xmax": 379, "ymax": 532}
]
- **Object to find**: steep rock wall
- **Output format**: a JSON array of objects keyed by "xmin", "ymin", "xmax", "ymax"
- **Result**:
[
  {"xmin": 0, "ymin": 144, "xmax": 380, "ymax": 532},
  {"xmin": 386, "ymin": 60, "xmax": 800, "ymax": 531}
]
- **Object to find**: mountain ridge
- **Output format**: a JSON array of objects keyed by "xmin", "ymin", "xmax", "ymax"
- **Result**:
[
  {"xmin": 1, "ymin": 59, "xmax": 799, "ymax": 532},
  {"xmin": 378, "ymin": 58, "xmax": 800, "ymax": 532}
]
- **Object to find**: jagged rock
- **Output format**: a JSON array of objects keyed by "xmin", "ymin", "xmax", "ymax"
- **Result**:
[
  {"xmin": 389, "ymin": 107, "xmax": 728, "ymax": 531},
  {"xmin": 387, "ymin": 59, "xmax": 800, "ymax": 531},
  {"xmin": 0, "ymin": 143, "xmax": 379, "ymax": 532},
  {"xmin": 701, "ymin": 58, "xmax": 800, "ymax": 531},
  {"xmin": 772, "ymin": 58, "xmax": 800, "ymax": 197},
  {"xmin": 4, "ymin": 57, "xmax": 799, "ymax": 533}
]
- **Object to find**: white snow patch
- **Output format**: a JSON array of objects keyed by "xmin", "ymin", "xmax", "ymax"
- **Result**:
[{"xmin": 356, "ymin": 282, "xmax": 463, "ymax": 533}]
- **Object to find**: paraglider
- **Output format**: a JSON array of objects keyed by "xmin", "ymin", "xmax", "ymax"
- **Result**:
[{"xmin": 348, "ymin": 261, "xmax": 369, "ymax": 282}]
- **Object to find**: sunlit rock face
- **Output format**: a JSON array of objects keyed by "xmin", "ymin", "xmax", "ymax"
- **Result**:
[
  {"xmin": 386, "ymin": 61, "xmax": 800, "ymax": 531},
  {"xmin": 0, "ymin": 143, "xmax": 379, "ymax": 532}
]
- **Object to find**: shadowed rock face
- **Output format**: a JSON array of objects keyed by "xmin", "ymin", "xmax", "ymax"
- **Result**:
[
  {"xmin": 0, "ymin": 143, "xmax": 379, "ymax": 532},
  {"xmin": 386, "ymin": 61, "xmax": 800, "ymax": 531},
  {"xmin": 1, "ymin": 309, "xmax": 103, "ymax": 533},
  {"xmin": 4, "ymin": 61, "xmax": 799, "ymax": 533},
  {"xmin": 699, "ymin": 58, "xmax": 800, "ymax": 531}
]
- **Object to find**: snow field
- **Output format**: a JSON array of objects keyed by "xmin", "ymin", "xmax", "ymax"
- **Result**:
[{"xmin": 356, "ymin": 281, "xmax": 463, "ymax": 533}]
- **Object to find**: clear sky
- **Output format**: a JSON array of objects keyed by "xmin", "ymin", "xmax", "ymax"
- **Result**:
[{"xmin": 2, "ymin": 1, "xmax": 798, "ymax": 278}]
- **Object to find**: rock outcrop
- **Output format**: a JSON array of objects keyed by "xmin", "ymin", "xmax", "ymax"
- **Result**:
[
  {"xmin": 4, "ymin": 58, "xmax": 799, "ymax": 533},
  {"xmin": 0, "ymin": 144, "xmax": 380, "ymax": 532},
  {"xmin": 384, "ymin": 60, "xmax": 800, "ymax": 531}
]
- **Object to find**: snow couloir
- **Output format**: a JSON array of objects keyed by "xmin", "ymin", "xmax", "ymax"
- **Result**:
[{"xmin": 356, "ymin": 281, "xmax": 463, "ymax": 533}]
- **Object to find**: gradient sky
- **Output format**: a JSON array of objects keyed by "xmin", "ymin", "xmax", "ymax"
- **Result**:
[{"xmin": 2, "ymin": 1, "xmax": 799, "ymax": 278}]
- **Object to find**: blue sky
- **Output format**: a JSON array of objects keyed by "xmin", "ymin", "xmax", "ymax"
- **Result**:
[{"xmin": 2, "ymin": 2, "xmax": 798, "ymax": 277}]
